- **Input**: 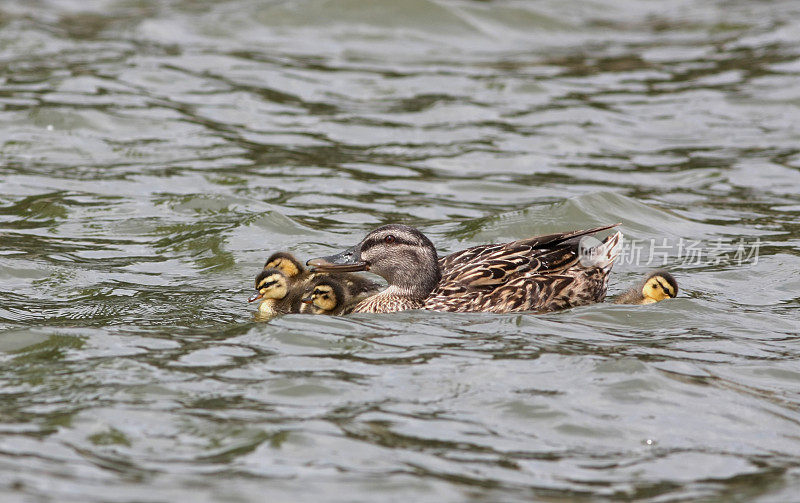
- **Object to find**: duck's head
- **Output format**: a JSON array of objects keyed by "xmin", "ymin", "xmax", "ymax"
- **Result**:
[
  {"xmin": 300, "ymin": 277, "xmax": 345, "ymax": 314},
  {"xmin": 307, "ymin": 224, "xmax": 441, "ymax": 298},
  {"xmin": 263, "ymin": 252, "xmax": 304, "ymax": 278},
  {"xmin": 640, "ymin": 270, "xmax": 678, "ymax": 303},
  {"xmin": 248, "ymin": 268, "xmax": 290, "ymax": 304}
]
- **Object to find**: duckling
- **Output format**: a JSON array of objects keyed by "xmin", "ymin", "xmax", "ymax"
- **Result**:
[
  {"xmin": 333, "ymin": 273, "xmax": 383, "ymax": 301},
  {"xmin": 251, "ymin": 251, "xmax": 383, "ymax": 317},
  {"xmin": 298, "ymin": 276, "xmax": 350, "ymax": 315},
  {"xmin": 307, "ymin": 223, "xmax": 622, "ymax": 314},
  {"xmin": 263, "ymin": 252, "xmax": 308, "ymax": 286},
  {"xmin": 297, "ymin": 275, "xmax": 382, "ymax": 315},
  {"xmin": 614, "ymin": 270, "xmax": 678, "ymax": 305},
  {"xmin": 248, "ymin": 268, "xmax": 299, "ymax": 317}
]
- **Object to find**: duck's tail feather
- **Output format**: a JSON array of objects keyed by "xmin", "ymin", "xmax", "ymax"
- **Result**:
[{"xmin": 578, "ymin": 231, "xmax": 623, "ymax": 272}]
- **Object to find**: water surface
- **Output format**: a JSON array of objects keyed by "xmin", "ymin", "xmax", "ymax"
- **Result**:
[{"xmin": 1, "ymin": 1, "xmax": 800, "ymax": 501}]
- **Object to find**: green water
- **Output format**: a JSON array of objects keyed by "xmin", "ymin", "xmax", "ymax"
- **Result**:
[{"xmin": 1, "ymin": 1, "xmax": 799, "ymax": 501}]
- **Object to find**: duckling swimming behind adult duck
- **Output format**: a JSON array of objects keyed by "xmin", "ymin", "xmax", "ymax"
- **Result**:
[
  {"xmin": 307, "ymin": 223, "xmax": 623, "ymax": 314},
  {"xmin": 614, "ymin": 270, "xmax": 678, "ymax": 305}
]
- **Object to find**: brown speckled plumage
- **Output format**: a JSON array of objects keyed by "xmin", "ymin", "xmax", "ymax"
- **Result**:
[
  {"xmin": 347, "ymin": 286, "xmax": 425, "ymax": 314},
  {"xmin": 424, "ymin": 230, "xmax": 621, "ymax": 313},
  {"xmin": 308, "ymin": 224, "xmax": 623, "ymax": 315}
]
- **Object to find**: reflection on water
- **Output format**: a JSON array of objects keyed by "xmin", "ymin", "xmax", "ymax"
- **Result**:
[{"xmin": 1, "ymin": 0, "xmax": 799, "ymax": 501}]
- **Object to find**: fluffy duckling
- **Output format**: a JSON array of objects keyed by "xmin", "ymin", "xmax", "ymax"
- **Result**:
[
  {"xmin": 248, "ymin": 268, "xmax": 298, "ymax": 316},
  {"xmin": 298, "ymin": 277, "xmax": 350, "ymax": 316},
  {"xmin": 263, "ymin": 252, "xmax": 308, "ymax": 286},
  {"xmin": 614, "ymin": 270, "xmax": 678, "ymax": 305},
  {"xmin": 263, "ymin": 251, "xmax": 381, "ymax": 294},
  {"xmin": 251, "ymin": 251, "xmax": 382, "ymax": 317},
  {"xmin": 334, "ymin": 273, "xmax": 383, "ymax": 301}
]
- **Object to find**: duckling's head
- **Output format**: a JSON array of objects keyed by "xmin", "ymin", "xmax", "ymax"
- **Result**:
[
  {"xmin": 263, "ymin": 252, "xmax": 304, "ymax": 278},
  {"xmin": 307, "ymin": 224, "xmax": 441, "ymax": 298},
  {"xmin": 640, "ymin": 270, "xmax": 678, "ymax": 303},
  {"xmin": 248, "ymin": 268, "xmax": 290, "ymax": 304},
  {"xmin": 300, "ymin": 277, "xmax": 345, "ymax": 314}
]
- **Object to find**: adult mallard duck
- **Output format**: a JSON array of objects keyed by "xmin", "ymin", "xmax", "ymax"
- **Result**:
[
  {"xmin": 307, "ymin": 223, "xmax": 623, "ymax": 314},
  {"xmin": 614, "ymin": 270, "xmax": 678, "ymax": 305}
]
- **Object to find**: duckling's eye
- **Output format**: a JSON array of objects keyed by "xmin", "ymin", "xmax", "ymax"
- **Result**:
[{"xmin": 384, "ymin": 235, "xmax": 396, "ymax": 244}]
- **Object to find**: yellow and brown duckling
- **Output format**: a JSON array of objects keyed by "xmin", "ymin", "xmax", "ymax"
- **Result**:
[
  {"xmin": 250, "ymin": 251, "xmax": 383, "ymax": 317},
  {"xmin": 261, "ymin": 250, "xmax": 380, "ymax": 294},
  {"xmin": 297, "ymin": 275, "xmax": 383, "ymax": 315},
  {"xmin": 298, "ymin": 276, "xmax": 350, "ymax": 315},
  {"xmin": 332, "ymin": 272, "xmax": 383, "ymax": 302},
  {"xmin": 614, "ymin": 270, "xmax": 678, "ymax": 305},
  {"xmin": 263, "ymin": 252, "xmax": 308, "ymax": 286},
  {"xmin": 307, "ymin": 223, "xmax": 623, "ymax": 314},
  {"xmin": 248, "ymin": 268, "xmax": 299, "ymax": 316},
  {"xmin": 251, "ymin": 252, "xmax": 318, "ymax": 316}
]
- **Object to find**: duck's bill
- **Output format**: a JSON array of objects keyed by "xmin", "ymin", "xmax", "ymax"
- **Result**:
[
  {"xmin": 307, "ymin": 260, "xmax": 368, "ymax": 272},
  {"xmin": 248, "ymin": 291, "xmax": 264, "ymax": 303},
  {"xmin": 306, "ymin": 246, "xmax": 369, "ymax": 272},
  {"xmin": 301, "ymin": 296, "xmax": 313, "ymax": 304},
  {"xmin": 306, "ymin": 258, "xmax": 369, "ymax": 272}
]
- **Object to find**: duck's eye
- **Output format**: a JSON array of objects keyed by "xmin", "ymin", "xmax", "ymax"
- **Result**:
[{"xmin": 384, "ymin": 235, "xmax": 396, "ymax": 244}]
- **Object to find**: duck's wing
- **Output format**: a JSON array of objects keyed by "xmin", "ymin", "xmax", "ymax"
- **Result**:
[
  {"xmin": 426, "ymin": 274, "xmax": 576, "ymax": 313},
  {"xmin": 436, "ymin": 224, "xmax": 621, "ymax": 290},
  {"xmin": 426, "ymin": 228, "xmax": 622, "ymax": 313}
]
